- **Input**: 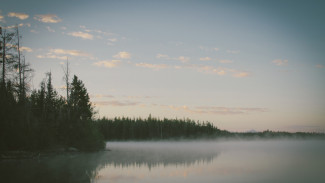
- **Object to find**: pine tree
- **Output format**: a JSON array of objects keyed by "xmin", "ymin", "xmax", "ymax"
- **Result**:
[{"xmin": 70, "ymin": 75, "xmax": 92, "ymax": 120}]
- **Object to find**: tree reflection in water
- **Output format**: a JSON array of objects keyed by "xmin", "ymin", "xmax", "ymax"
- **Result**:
[{"xmin": 0, "ymin": 142, "xmax": 219, "ymax": 183}]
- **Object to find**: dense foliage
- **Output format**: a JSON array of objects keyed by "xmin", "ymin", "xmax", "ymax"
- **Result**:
[
  {"xmin": 96, "ymin": 115, "xmax": 229, "ymax": 140},
  {"xmin": 0, "ymin": 73, "xmax": 105, "ymax": 151},
  {"xmin": 0, "ymin": 26, "xmax": 104, "ymax": 151}
]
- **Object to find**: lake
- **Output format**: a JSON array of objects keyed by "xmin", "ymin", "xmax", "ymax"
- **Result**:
[{"xmin": 0, "ymin": 140, "xmax": 324, "ymax": 183}]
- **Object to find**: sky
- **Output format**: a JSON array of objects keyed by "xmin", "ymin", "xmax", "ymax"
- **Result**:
[{"xmin": 1, "ymin": 0, "xmax": 324, "ymax": 132}]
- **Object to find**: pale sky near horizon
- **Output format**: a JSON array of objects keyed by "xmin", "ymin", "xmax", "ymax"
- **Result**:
[{"xmin": 1, "ymin": 0, "xmax": 324, "ymax": 132}]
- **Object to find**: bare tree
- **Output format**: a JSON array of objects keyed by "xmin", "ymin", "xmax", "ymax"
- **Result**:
[
  {"xmin": 62, "ymin": 57, "xmax": 71, "ymax": 118},
  {"xmin": 16, "ymin": 26, "xmax": 23, "ymax": 99},
  {"xmin": 0, "ymin": 26, "xmax": 17, "ymax": 85}
]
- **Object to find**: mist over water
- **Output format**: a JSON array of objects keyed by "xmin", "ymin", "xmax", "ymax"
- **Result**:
[{"xmin": 1, "ymin": 140, "xmax": 324, "ymax": 183}]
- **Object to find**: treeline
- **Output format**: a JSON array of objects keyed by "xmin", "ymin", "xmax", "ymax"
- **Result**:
[
  {"xmin": 0, "ymin": 26, "xmax": 104, "ymax": 151},
  {"xmin": 96, "ymin": 117, "xmax": 325, "ymax": 140},
  {"xmin": 96, "ymin": 115, "xmax": 229, "ymax": 140},
  {"xmin": 232, "ymin": 130, "xmax": 325, "ymax": 139}
]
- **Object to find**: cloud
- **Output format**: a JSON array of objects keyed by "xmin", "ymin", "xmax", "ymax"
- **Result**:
[
  {"xmin": 156, "ymin": 54, "xmax": 190, "ymax": 63},
  {"xmin": 195, "ymin": 65, "xmax": 227, "ymax": 76},
  {"xmin": 93, "ymin": 60, "xmax": 121, "ymax": 68},
  {"xmin": 219, "ymin": 59, "xmax": 233, "ymax": 64},
  {"xmin": 272, "ymin": 59, "xmax": 288, "ymax": 66},
  {"xmin": 5, "ymin": 23, "xmax": 31, "ymax": 29},
  {"xmin": 90, "ymin": 94, "xmax": 115, "ymax": 98},
  {"xmin": 46, "ymin": 26, "xmax": 55, "ymax": 32},
  {"xmin": 199, "ymin": 57, "xmax": 212, "ymax": 61},
  {"xmin": 156, "ymin": 54, "xmax": 170, "ymax": 59},
  {"xmin": 227, "ymin": 50, "xmax": 240, "ymax": 54},
  {"xmin": 193, "ymin": 65, "xmax": 250, "ymax": 78},
  {"xmin": 37, "ymin": 48, "xmax": 92, "ymax": 60},
  {"xmin": 8, "ymin": 12, "xmax": 29, "ymax": 20},
  {"xmin": 113, "ymin": 51, "xmax": 131, "ymax": 59},
  {"xmin": 124, "ymin": 95, "xmax": 157, "ymax": 99},
  {"xmin": 135, "ymin": 63, "xmax": 168, "ymax": 70},
  {"xmin": 316, "ymin": 64, "xmax": 324, "ymax": 68},
  {"xmin": 37, "ymin": 54, "xmax": 67, "ymax": 60},
  {"xmin": 107, "ymin": 38, "xmax": 118, "ymax": 46},
  {"xmin": 94, "ymin": 100, "xmax": 139, "ymax": 107},
  {"xmin": 233, "ymin": 72, "xmax": 250, "ymax": 78},
  {"xmin": 30, "ymin": 29, "xmax": 39, "ymax": 33},
  {"xmin": 168, "ymin": 105, "xmax": 267, "ymax": 115},
  {"xmin": 34, "ymin": 14, "xmax": 62, "ymax": 23},
  {"xmin": 51, "ymin": 49, "xmax": 91, "ymax": 57},
  {"xmin": 199, "ymin": 46, "xmax": 219, "ymax": 52},
  {"xmin": 175, "ymin": 56, "xmax": 190, "ymax": 63},
  {"xmin": 67, "ymin": 31, "xmax": 93, "ymax": 40},
  {"xmin": 79, "ymin": 25, "xmax": 116, "ymax": 42},
  {"xmin": 20, "ymin": 46, "xmax": 33, "ymax": 52},
  {"xmin": 108, "ymin": 38, "xmax": 117, "ymax": 42},
  {"xmin": 61, "ymin": 26, "xmax": 67, "ymax": 30},
  {"xmin": 0, "ymin": 14, "xmax": 4, "ymax": 22}
]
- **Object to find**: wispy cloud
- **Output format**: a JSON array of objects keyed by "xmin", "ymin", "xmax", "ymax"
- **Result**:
[
  {"xmin": 107, "ymin": 38, "xmax": 118, "ymax": 46},
  {"xmin": 316, "ymin": 64, "xmax": 324, "ymax": 68},
  {"xmin": 46, "ymin": 26, "xmax": 55, "ymax": 32},
  {"xmin": 81, "ymin": 26, "xmax": 115, "ymax": 36},
  {"xmin": 21, "ymin": 46, "xmax": 33, "ymax": 52},
  {"xmin": 175, "ymin": 56, "xmax": 190, "ymax": 63},
  {"xmin": 199, "ymin": 57, "xmax": 212, "ymax": 61},
  {"xmin": 8, "ymin": 12, "xmax": 29, "ymax": 20},
  {"xmin": 0, "ymin": 14, "xmax": 4, "ymax": 22},
  {"xmin": 199, "ymin": 46, "xmax": 219, "ymax": 52},
  {"xmin": 30, "ymin": 29, "xmax": 39, "ymax": 33},
  {"xmin": 156, "ymin": 54, "xmax": 170, "ymax": 59},
  {"xmin": 169, "ymin": 105, "xmax": 267, "ymax": 115},
  {"xmin": 135, "ymin": 63, "xmax": 168, "ymax": 70},
  {"xmin": 51, "ymin": 49, "xmax": 91, "ymax": 57},
  {"xmin": 219, "ymin": 59, "xmax": 233, "ymax": 64},
  {"xmin": 272, "ymin": 59, "xmax": 288, "ymax": 66},
  {"xmin": 108, "ymin": 38, "xmax": 117, "ymax": 42},
  {"xmin": 94, "ymin": 100, "xmax": 139, "ymax": 107},
  {"xmin": 227, "ymin": 50, "xmax": 240, "ymax": 54},
  {"xmin": 113, "ymin": 51, "xmax": 131, "ymax": 59},
  {"xmin": 192, "ymin": 65, "xmax": 250, "ymax": 78},
  {"xmin": 196, "ymin": 65, "xmax": 226, "ymax": 76},
  {"xmin": 37, "ymin": 48, "xmax": 92, "ymax": 60},
  {"xmin": 233, "ymin": 72, "xmax": 250, "ymax": 78},
  {"xmin": 67, "ymin": 31, "xmax": 93, "ymax": 40},
  {"xmin": 156, "ymin": 54, "xmax": 190, "ymax": 63},
  {"xmin": 34, "ymin": 14, "xmax": 62, "ymax": 23},
  {"xmin": 90, "ymin": 94, "xmax": 115, "ymax": 98},
  {"xmin": 93, "ymin": 60, "xmax": 121, "ymax": 68},
  {"xmin": 37, "ymin": 54, "xmax": 67, "ymax": 60},
  {"xmin": 5, "ymin": 23, "xmax": 31, "ymax": 29}
]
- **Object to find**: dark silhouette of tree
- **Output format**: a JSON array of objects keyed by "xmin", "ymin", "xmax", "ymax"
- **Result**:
[{"xmin": 70, "ymin": 75, "xmax": 93, "ymax": 120}]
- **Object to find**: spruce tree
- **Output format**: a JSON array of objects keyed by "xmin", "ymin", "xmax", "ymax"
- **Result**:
[{"xmin": 70, "ymin": 75, "xmax": 92, "ymax": 120}]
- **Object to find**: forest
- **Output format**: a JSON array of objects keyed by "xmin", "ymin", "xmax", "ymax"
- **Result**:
[
  {"xmin": 0, "ymin": 26, "xmax": 104, "ymax": 151},
  {"xmin": 1, "ymin": 26, "xmax": 324, "ymax": 153}
]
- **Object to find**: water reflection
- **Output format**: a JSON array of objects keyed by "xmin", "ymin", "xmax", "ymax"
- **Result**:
[
  {"xmin": 105, "ymin": 141, "xmax": 219, "ymax": 169},
  {"xmin": 2, "ymin": 140, "xmax": 324, "ymax": 183},
  {"xmin": 0, "ymin": 141, "xmax": 219, "ymax": 183}
]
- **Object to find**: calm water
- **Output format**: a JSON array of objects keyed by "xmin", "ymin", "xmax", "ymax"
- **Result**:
[{"xmin": 1, "ymin": 140, "xmax": 324, "ymax": 183}]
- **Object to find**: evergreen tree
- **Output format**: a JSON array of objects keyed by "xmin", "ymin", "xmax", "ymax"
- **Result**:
[{"xmin": 70, "ymin": 75, "xmax": 92, "ymax": 120}]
